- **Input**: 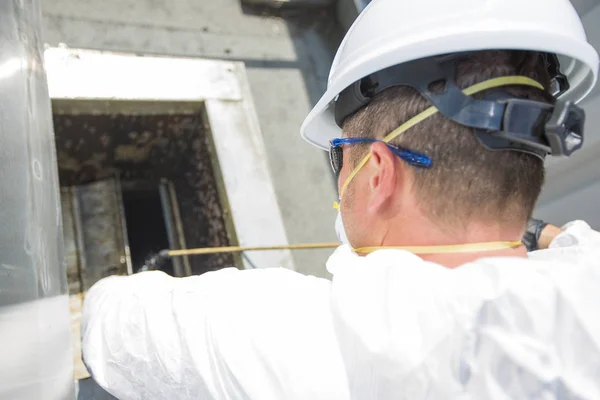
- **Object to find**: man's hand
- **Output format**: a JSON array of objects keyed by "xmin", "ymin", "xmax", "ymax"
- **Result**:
[
  {"xmin": 138, "ymin": 251, "xmax": 170, "ymax": 273},
  {"xmin": 523, "ymin": 219, "xmax": 563, "ymax": 251}
]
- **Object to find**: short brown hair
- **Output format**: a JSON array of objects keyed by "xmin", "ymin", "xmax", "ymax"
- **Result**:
[{"xmin": 343, "ymin": 51, "xmax": 552, "ymax": 228}]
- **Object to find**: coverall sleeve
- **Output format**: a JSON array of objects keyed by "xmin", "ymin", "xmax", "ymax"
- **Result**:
[
  {"xmin": 528, "ymin": 220, "xmax": 600, "ymax": 263},
  {"xmin": 550, "ymin": 220, "xmax": 600, "ymax": 247},
  {"xmin": 81, "ymin": 268, "xmax": 349, "ymax": 400}
]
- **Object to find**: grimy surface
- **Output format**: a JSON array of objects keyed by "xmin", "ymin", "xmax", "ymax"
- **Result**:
[
  {"xmin": 43, "ymin": 0, "xmax": 343, "ymax": 278},
  {"xmin": 54, "ymin": 112, "xmax": 235, "ymax": 275}
]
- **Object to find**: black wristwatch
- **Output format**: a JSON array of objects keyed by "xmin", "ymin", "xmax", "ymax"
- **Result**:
[{"xmin": 522, "ymin": 218, "xmax": 548, "ymax": 252}]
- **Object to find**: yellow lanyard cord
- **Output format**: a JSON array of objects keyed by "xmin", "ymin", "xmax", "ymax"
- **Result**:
[
  {"xmin": 166, "ymin": 242, "xmax": 341, "ymax": 257},
  {"xmin": 164, "ymin": 240, "xmax": 524, "ymax": 258},
  {"xmin": 338, "ymin": 76, "xmax": 544, "ymax": 200},
  {"xmin": 354, "ymin": 240, "xmax": 523, "ymax": 255}
]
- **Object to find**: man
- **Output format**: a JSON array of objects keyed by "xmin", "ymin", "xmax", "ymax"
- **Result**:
[{"xmin": 82, "ymin": 0, "xmax": 600, "ymax": 398}]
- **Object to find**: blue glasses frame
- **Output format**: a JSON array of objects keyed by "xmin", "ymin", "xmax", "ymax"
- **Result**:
[{"xmin": 328, "ymin": 137, "xmax": 432, "ymax": 177}]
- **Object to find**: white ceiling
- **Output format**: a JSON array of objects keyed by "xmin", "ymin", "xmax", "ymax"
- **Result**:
[{"xmin": 571, "ymin": 0, "xmax": 600, "ymax": 15}]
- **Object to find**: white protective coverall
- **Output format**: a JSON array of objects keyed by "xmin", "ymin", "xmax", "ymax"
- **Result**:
[{"xmin": 82, "ymin": 221, "xmax": 600, "ymax": 399}]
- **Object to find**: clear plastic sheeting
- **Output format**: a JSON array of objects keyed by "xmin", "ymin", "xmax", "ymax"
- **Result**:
[{"xmin": 0, "ymin": 0, "xmax": 75, "ymax": 399}]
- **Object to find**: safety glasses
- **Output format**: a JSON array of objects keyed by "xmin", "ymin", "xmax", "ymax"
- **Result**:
[{"xmin": 328, "ymin": 137, "xmax": 432, "ymax": 178}]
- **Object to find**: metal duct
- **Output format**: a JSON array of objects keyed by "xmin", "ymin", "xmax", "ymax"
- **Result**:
[{"xmin": 0, "ymin": 0, "xmax": 75, "ymax": 398}]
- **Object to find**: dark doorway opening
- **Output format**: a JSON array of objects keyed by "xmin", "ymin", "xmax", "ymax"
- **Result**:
[{"xmin": 121, "ymin": 184, "xmax": 174, "ymax": 275}]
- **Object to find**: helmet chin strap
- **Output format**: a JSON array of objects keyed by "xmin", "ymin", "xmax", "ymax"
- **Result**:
[{"xmin": 336, "ymin": 76, "xmax": 541, "ymax": 255}]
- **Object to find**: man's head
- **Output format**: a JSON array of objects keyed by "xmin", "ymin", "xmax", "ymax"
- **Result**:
[
  {"xmin": 301, "ymin": 0, "xmax": 597, "ymax": 254},
  {"xmin": 338, "ymin": 51, "xmax": 552, "ymax": 248}
]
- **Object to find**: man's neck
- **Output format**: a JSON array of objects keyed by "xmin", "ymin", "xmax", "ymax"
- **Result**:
[
  {"xmin": 379, "ymin": 215, "xmax": 527, "ymax": 269},
  {"xmin": 419, "ymin": 246, "xmax": 527, "ymax": 269}
]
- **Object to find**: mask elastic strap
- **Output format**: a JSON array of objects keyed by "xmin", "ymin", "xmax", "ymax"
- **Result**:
[
  {"xmin": 337, "ymin": 76, "xmax": 544, "ymax": 201},
  {"xmin": 354, "ymin": 240, "xmax": 523, "ymax": 255}
]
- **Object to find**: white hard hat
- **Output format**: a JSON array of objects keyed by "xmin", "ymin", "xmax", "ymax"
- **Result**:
[{"xmin": 301, "ymin": 0, "xmax": 600, "ymax": 150}]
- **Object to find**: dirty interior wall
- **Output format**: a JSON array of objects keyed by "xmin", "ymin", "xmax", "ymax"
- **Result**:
[
  {"xmin": 42, "ymin": 0, "xmax": 344, "ymax": 277},
  {"xmin": 54, "ymin": 110, "xmax": 234, "ymax": 274}
]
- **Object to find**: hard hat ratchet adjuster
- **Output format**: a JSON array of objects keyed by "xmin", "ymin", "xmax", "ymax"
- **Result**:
[{"xmin": 335, "ymin": 52, "xmax": 585, "ymax": 160}]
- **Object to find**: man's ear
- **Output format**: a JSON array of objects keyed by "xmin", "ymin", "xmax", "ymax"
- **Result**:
[{"xmin": 366, "ymin": 142, "xmax": 399, "ymax": 214}]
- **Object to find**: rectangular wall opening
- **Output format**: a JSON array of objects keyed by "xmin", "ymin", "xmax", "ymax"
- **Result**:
[
  {"xmin": 45, "ymin": 49, "xmax": 295, "ymax": 388},
  {"xmin": 53, "ymin": 100, "xmax": 236, "ymax": 286}
]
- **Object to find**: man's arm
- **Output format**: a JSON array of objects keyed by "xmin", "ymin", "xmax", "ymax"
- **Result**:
[
  {"xmin": 523, "ymin": 219, "xmax": 563, "ymax": 251},
  {"xmin": 525, "ymin": 218, "xmax": 600, "ymax": 251},
  {"xmin": 537, "ymin": 224, "xmax": 564, "ymax": 249},
  {"xmin": 81, "ymin": 268, "xmax": 348, "ymax": 400}
]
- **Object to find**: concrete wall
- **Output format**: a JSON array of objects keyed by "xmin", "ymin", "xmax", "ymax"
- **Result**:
[
  {"xmin": 42, "ymin": 0, "xmax": 343, "ymax": 277},
  {"xmin": 536, "ymin": 3, "xmax": 600, "ymax": 228}
]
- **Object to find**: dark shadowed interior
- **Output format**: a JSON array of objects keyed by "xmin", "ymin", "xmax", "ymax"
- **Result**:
[{"xmin": 53, "ymin": 108, "xmax": 235, "ymax": 276}]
